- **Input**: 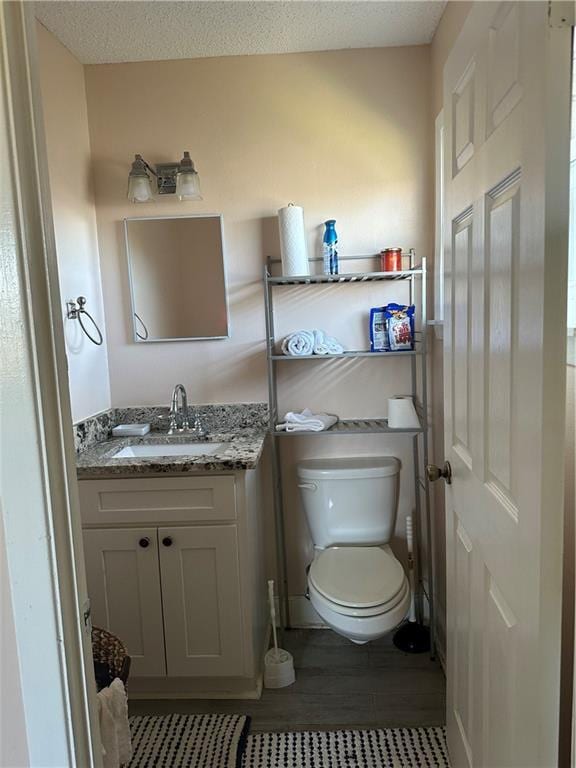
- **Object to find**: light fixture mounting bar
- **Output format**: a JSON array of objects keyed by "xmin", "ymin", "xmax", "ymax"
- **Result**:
[{"xmin": 154, "ymin": 163, "xmax": 180, "ymax": 195}]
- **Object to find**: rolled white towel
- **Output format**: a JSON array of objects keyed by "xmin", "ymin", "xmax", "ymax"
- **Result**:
[
  {"xmin": 281, "ymin": 330, "xmax": 314, "ymax": 356},
  {"xmin": 276, "ymin": 408, "xmax": 338, "ymax": 432},
  {"xmin": 313, "ymin": 329, "xmax": 344, "ymax": 355}
]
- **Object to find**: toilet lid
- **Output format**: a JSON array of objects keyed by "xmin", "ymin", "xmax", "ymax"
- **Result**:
[{"xmin": 309, "ymin": 546, "xmax": 406, "ymax": 609}]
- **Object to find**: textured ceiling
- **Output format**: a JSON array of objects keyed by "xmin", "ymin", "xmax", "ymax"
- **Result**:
[{"xmin": 34, "ymin": 1, "xmax": 446, "ymax": 65}]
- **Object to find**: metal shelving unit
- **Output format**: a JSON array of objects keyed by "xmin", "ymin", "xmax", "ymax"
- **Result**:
[{"xmin": 263, "ymin": 253, "xmax": 435, "ymax": 654}]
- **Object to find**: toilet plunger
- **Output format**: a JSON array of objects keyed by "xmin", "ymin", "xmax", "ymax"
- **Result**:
[
  {"xmin": 393, "ymin": 515, "xmax": 430, "ymax": 653},
  {"xmin": 263, "ymin": 580, "xmax": 296, "ymax": 688}
]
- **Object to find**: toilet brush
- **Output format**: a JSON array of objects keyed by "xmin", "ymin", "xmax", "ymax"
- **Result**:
[
  {"xmin": 264, "ymin": 580, "xmax": 296, "ymax": 688},
  {"xmin": 393, "ymin": 515, "xmax": 430, "ymax": 653}
]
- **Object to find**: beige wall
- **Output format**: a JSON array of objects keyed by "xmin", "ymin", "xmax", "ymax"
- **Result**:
[
  {"xmin": 84, "ymin": 46, "xmax": 433, "ymax": 595},
  {"xmin": 36, "ymin": 23, "xmax": 110, "ymax": 423},
  {"xmin": 84, "ymin": 46, "xmax": 432, "ymax": 405},
  {"xmin": 429, "ymin": 1, "xmax": 471, "ymax": 657}
]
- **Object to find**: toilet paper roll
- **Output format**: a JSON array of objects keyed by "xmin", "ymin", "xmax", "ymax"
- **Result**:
[
  {"xmin": 387, "ymin": 396, "xmax": 420, "ymax": 429},
  {"xmin": 278, "ymin": 204, "xmax": 309, "ymax": 276}
]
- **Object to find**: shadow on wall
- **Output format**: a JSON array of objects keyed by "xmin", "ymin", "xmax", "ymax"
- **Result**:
[
  {"xmin": 202, "ymin": 342, "xmax": 266, "ymax": 399},
  {"xmin": 260, "ymin": 216, "xmax": 281, "ymax": 262}
]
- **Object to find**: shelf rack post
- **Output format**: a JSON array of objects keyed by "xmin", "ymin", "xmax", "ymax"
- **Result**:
[
  {"xmin": 264, "ymin": 265, "xmax": 291, "ymax": 630},
  {"xmin": 409, "ymin": 252, "xmax": 424, "ymax": 625},
  {"xmin": 420, "ymin": 257, "xmax": 436, "ymax": 656}
]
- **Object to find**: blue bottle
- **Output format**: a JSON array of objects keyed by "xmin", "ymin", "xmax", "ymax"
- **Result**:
[{"xmin": 323, "ymin": 220, "xmax": 338, "ymax": 275}]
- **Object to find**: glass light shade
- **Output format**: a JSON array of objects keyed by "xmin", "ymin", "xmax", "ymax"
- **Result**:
[
  {"xmin": 127, "ymin": 174, "xmax": 154, "ymax": 203},
  {"xmin": 176, "ymin": 170, "xmax": 202, "ymax": 201}
]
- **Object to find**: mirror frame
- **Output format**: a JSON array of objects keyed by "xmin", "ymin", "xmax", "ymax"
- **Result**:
[{"xmin": 123, "ymin": 213, "xmax": 230, "ymax": 343}]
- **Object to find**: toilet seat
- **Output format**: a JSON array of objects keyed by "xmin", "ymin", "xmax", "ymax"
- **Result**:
[
  {"xmin": 306, "ymin": 547, "xmax": 411, "ymax": 643},
  {"xmin": 309, "ymin": 578, "xmax": 410, "ymax": 619},
  {"xmin": 309, "ymin": 545, "xmax": 406, "ymax": 614}
]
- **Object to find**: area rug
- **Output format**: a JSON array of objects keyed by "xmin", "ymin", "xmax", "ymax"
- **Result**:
[
  {"xmin": 128, "ymin": 713, "xmax": 250, "ymax": 768},
  {"xmin": 242, "ymin": 727, "xmax": 450, "ymax": 768}
]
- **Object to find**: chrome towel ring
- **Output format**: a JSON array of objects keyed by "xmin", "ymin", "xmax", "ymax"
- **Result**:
[{"xmin": 66, "ymin": 296, "xmax": 103, "ymax": 346}]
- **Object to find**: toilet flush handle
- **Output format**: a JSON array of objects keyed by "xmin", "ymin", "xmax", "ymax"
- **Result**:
[{"xmin": 298, "ymin": 482, "xmax": 317, "ymax": 492}]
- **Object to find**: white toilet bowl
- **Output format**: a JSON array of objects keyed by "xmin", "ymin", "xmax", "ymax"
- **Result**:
[{"xmin": 307, "ymin": 544, "xmax": 410, "ymax": 644}]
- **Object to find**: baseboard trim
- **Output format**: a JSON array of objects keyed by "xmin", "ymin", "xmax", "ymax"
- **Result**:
[{"xmin": 128, "ymin": 673, "xmax": 263, "ymax": 700}]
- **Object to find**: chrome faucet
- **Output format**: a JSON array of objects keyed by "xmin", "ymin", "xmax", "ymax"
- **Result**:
[
  {"xmin": 169, "ymin": 384, "xmax": 190, "ymax": 434},
  {"xmin": 167, "ymin": 384, "xmax": 206, "ymax": 437}
]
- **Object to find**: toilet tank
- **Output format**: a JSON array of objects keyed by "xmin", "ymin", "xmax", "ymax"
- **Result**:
[{"xmin": 297, "ymin": 457, "xmax": 401, "ymax": 548}]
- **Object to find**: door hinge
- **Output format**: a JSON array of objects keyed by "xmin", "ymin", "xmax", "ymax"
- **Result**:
[{"xmin": 548, "ymin": 1, "xmax": 575, "ymax": 28}]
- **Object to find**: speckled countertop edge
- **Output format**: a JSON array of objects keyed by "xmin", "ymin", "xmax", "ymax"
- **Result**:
[{"xmin": 76, "ymin": 428, "xmax": 268, "ymax": 478}]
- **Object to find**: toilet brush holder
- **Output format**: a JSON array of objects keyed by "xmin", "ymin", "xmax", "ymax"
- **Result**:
[
  {"xmin": 264, "ymin": 648, "xmax": 296, "ymax": 689},
  {"xmin": 264, "ymin": 580, "xmax": 296, "ymax": 689}
]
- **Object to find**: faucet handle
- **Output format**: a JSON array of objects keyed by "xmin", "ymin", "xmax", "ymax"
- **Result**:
[
  {"xmin": 194, "ymin": 418, "xmax": 207, "ymax": 438},
  {"xmin": 167, "ymin": 413, "xmax": 179, "ymax": 435},
  {"xmin": 180, "ymin": 407, "xmax": 191, "ymax": 431}
]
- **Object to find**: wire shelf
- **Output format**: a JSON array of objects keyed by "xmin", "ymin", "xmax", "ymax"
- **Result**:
[
  {"xmin": 270, "ymin": 349, "xmax": 421, "ymax": 361},
  {"xmin": 266, "ymin": 268, "xmax": 423, "ymax": 286},
  {"xmin": 274, "ymin": 418, "xmax": 424, "ymax": 436}
]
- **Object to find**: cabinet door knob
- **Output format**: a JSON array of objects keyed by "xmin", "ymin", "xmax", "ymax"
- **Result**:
[
  {"xmin": 139, "ymin": 537, "xmax": 150, "ymax": 548},
  {"xmin": 162, "ymin": 536, "xmax": 173, "ymax": 547}
]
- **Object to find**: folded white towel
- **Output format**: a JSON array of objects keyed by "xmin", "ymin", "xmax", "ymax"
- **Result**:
[
  {"xmin": 313, "ymin": 329, "xmax": 344, "ymax": 355},
  {"xmin": 281, "ymin": 330, "xmax": 314, "ymax": 356},
  {"xmin": 98, "ymin": 678, "xmax": 132, "ymax": 768},
  {"xmin": 276, "ymin": 408, "xmax": 338, "ymax": 432}
]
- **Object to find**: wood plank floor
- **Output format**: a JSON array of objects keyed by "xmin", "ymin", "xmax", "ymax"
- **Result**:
[{"xmin": 129, "ymin": 629, "xmax": 446, "ymax": 732}]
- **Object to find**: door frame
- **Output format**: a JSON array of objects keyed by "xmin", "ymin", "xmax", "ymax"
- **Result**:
[{"xmin": 0, "ymin": 2, "xmax": 100, "ymax": 764}]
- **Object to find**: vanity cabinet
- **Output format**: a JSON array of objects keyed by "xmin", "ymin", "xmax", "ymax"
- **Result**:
[{"xmin": 79, "ymin": 469, "xmax": 268, "ymax": 698}]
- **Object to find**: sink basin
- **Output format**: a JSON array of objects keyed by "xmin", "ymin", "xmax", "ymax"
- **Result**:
[{"xmin": 113, "ymin": 442, "xmax": 224, "ymax": 459}]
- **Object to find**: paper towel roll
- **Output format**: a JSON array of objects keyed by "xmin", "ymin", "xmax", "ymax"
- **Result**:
[
  {"xmin": 278, "ymin": 204, "xmax": 309, "ymax": 276},
  {"xmin": 387, "ymin": 396, "xmax": 420, "ymax": 429}
]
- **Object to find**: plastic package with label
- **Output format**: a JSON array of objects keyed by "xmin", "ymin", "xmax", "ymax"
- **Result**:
[{"xmin": 385, "ymin": 303, "xmax": 415, "ymax": 350}]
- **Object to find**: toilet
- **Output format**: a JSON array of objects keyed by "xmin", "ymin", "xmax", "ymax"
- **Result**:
[{"xmin": 297, "ymin": 456, "xmax": 410, "ymax": 644}]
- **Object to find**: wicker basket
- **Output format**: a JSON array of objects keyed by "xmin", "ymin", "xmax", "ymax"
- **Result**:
[{"xmin": 92, "ymin": 626, "xmax": 131, "ymax": 692}]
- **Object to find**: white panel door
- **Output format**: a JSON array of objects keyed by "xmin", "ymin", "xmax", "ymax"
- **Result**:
[
  {"xmin": 159, "ymin": 525, "xmax": 244, "ymax": 677},
  {"xmin": 83, "ymin": 528, "xmax": 166, "ymax": 677},
  {"xmin": 442, "ymin": 3, "xmax": 570, "ymax": 767}
]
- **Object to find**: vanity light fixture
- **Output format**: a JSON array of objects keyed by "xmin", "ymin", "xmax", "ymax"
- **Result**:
[
  {"xmin": 127, "ymin": 151, "xmax": 202, "ymax": 202},
  {"xmin": 175, "ymin": 152, "xmax": 202, "ymax": 201},
  {"xmin": 127, "ymin": 154, "xmax": 154, "ymax": 203}
]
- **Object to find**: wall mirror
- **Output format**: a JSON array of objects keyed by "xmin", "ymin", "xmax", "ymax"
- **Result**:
[{"xmin": 124, "ymin": 214, "xmax": 229, "ymax": 342}]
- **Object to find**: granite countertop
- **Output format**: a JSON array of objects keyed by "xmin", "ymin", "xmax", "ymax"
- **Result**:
[
  {"xmin": 76, "ymin": 429, "xmax": 267, "ymax": 478},
  {"xmin": 75, "ymin": 403, "xmax": 269, "ymax": 479}
]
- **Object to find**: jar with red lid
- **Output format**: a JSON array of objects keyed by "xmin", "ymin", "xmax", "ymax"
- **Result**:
[{"xmin": 380, "ymin": 248, "xmax": 402, "ymax": 272}]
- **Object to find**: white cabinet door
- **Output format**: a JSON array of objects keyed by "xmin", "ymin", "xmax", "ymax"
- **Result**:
[
  {"xmin": 159, "ymin": 525, "xmax": 244, "ymax": 677},
  {"xmin": 83, "ymin": 528, "xmax": 166, "ymax": 677}
]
